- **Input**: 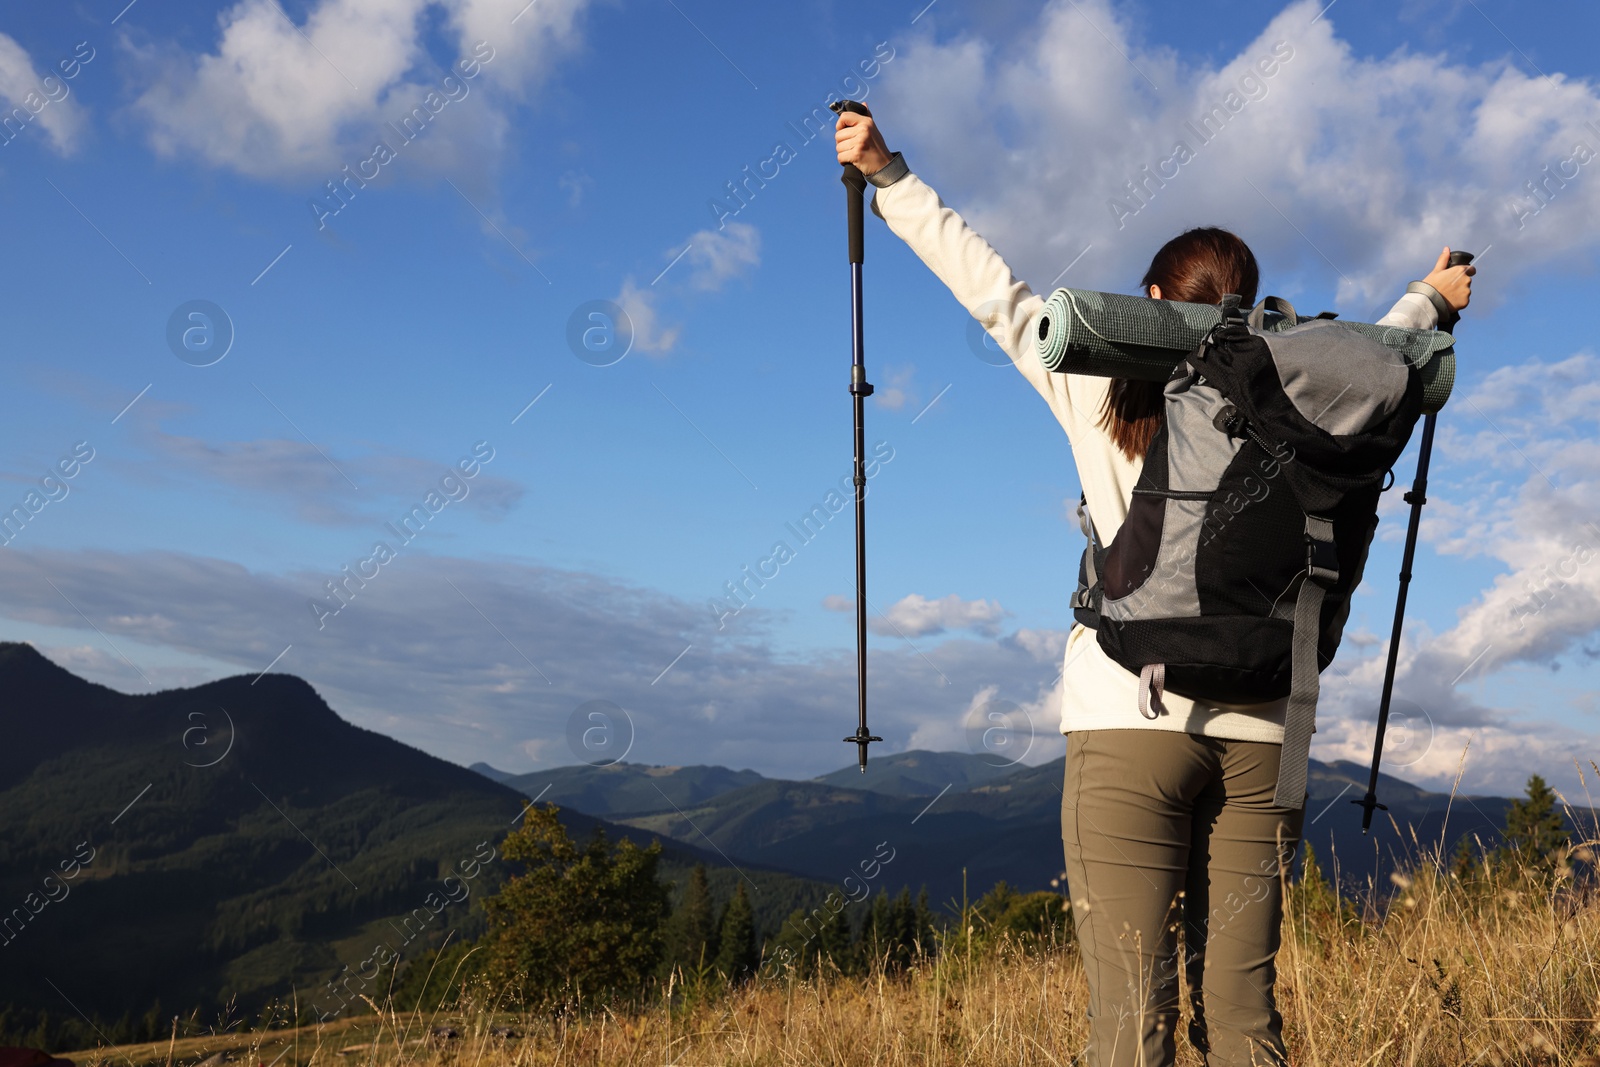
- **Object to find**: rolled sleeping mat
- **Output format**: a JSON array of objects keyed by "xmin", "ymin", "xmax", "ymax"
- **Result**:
[
  {"xmin": 1034, "ymin": 287, "xmax": 1220, "ymax": 379},
  {"xmin": 1033, "ymin": 287, "xmax": 1457, "ymax": 413}
]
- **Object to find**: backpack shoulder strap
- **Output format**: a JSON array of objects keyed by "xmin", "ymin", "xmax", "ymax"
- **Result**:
[{"xmin": 1274, "ymin": 513, "xmax": 1339, "ymax": 809}]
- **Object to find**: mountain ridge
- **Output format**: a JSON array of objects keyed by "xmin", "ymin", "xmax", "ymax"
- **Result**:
[
  {"xmin": 0, "ymin": 642, "xmax": 834, "ymax": 1034},
  {"xmin": 487, "ymin": 738, "xmax": 1547, "ymax": 904},
  {"xmin": 5, "ymin": 639, "xmax": 1572, "ymax": 1039}
]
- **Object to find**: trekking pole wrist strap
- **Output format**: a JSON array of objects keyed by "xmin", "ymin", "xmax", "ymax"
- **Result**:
[
  {"xmin": 865, "ymin": 151, "xmax": 909, "ymax": 189},
  {"xmin": 1406, "ymin": 280, "xmax": 1457, "ymax": 331}
]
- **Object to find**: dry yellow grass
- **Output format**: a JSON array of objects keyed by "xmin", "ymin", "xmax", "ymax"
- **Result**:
[{"xmin": 71, "ymin": 839, "xmax": 1600, "ymax": 1067}]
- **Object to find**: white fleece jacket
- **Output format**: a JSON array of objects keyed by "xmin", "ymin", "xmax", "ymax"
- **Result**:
[{"xmin": 870, "ymin": 162, "xmax": 1438, "ymax": 745}]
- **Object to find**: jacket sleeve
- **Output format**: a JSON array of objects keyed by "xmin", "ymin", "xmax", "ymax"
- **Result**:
[
  {"xmin": 1374, "ymin": 291, "xmax": 1439, "ymax": 330},
  {"xmin": 868, "ymin": 166, "xmax": 1110, "ymax": 444}
]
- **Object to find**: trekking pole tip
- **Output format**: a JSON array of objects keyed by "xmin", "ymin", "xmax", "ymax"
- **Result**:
[
  {"xmin": 1350, "ymin": 791, "xmax": 1387, "ymax": 834},
  {"xmin": 844, "ymin": 727, "xmax": 883, "ymax": 770}
]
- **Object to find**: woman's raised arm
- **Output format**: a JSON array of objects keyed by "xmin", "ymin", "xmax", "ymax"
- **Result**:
[
  {"xmin": 1376, "ymin": 246, "xmax": 1476, "ymax": 329},
  {"xmin": 834, "ymin": 106, "xmax": 1108, "ymax": 444}
]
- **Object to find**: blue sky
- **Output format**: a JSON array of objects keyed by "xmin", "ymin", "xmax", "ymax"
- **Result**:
[{"xmin": 3, "ymin": 0, "xmax": 1599, "ymax": 802}]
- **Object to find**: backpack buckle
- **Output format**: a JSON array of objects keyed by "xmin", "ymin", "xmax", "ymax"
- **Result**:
[
  {"xmin": 1306, "ymin": 537, "xmax": 1338, "ymax": 574},
  {"xmin": 1218, "ymin": 293, "xmax": 1246, "ymax": 326},
  {"xmin": 1305, "ymin": 517, "xmax": 1339, "ymax": 585}
]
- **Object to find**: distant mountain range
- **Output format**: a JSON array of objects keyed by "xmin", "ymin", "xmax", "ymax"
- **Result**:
[
  {"xmin": 811, "ymin": 748, "xmax": 1021, "ymax": 795},
  {"xmin": 468, "ymin": 748, "xmax": 1554, "ymax": 907},
  {"xmin": 0, "ymin": 639, "xmax": 1568, "ymax": 1038},
  {"xmin": 0, "ymin": 643, "xmax": 831, "ymax": 1034},
  {"xmin": 489, "ymin": 761, "xmax": 767, "ymax": 815}
]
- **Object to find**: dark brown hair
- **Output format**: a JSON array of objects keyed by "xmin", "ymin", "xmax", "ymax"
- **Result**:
[{"xmin": 1098, "ymin": 227, "xmax": 1260, "ymax": 460}]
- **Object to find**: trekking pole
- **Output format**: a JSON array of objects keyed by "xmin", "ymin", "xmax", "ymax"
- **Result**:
[
  {"xmin": 831, "ymin": 99, "xmax": 881, "ymax": 773},
  {"xmin": 1353, "ymin": 249, "xmax": 1473, "ymax": 832}
]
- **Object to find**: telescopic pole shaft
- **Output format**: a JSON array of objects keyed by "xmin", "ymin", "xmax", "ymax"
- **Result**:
[
  {"xmin": 834, "ymin": 107, "xmax": 880, "ymax": 771},
  {"xmin": 1354, "ymin": 411, "xmax": 1435, "ymax": 832},
  {"xmin": 850, "ymin": 256, "xmax": 874, "ymax": 771}
]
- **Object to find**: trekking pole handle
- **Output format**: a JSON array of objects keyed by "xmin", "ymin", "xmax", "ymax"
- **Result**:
[
  {"xmin": 830, "ymin": 100, "xmax": 869, "ymax": 265},
  {"xmin": 1440, "ymin": 250, "xmax": 1472, "ymax": 331},
  {"xmin": 1409, "ymin": 250, "xmax": 1473, "ymax": 332}
]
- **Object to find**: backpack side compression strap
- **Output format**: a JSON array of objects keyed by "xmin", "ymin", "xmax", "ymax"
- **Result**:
[
  {"xmin": 1070, "ymin": 493, "xmax": 1105, "ymax": 629},
  {"xmin": 1273, "ymin": 515, "xmax": 1339, "ymax": 810}
]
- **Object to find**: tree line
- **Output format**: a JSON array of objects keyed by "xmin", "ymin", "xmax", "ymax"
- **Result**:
[
  {"xmin": 393, "ymin": 775, "xmax": 1587, "ymax": 1013},
  {"xmin": 0, "ymin": 774, "xmax": 1583, "ymax": 1045},
  {"xmin": 388, "ymin": 801, "xmax": 1077, "ymax": 1014}
]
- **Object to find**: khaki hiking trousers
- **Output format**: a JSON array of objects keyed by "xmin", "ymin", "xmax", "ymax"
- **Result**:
[{"xmin": 1060, "ymin": 728, "xmax": 1306, "ymax": 1067}]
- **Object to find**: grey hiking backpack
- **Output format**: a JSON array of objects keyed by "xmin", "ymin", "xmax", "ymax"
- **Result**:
[{"xmin": 1072, "ymin": 295, "xmax": 1426, "ymax": 809}]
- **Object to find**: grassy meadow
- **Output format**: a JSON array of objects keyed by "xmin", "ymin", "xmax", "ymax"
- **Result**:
[{"xmin": 67, "ymin": 827, "xmax": 1600, "ymax": 1067}]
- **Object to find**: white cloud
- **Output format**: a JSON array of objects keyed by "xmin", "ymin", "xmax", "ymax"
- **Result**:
[
  {"xmin": 133, "ymin": 426, "xmax": 524, "ymax": 526},
  {"xmin": 1405, "ymin": 354, "xmax": 1600, "ymax": 684},
  {"xmin": 0, "ymin": 32, "xmax": 87, "ymax": 155},
  {"xmin": 904, "ymin": 677, "xmax": 1068, "ymax": 769},
  {"xmin": 684, "ymin": 221, "xmax": 760, "ymax": 291},
  {"xmin": 558, "ymin": 169, "xmax": 593, "ymax": 207},
  {"xmin": 875, "ymin": 0, "xmax": 1600, "ymax": 312},
  {"xmin": 610, "ymin": 222, "xmax": 763, "ymax": 356},
  {"xmin": 1307, "ymin": 705, "xmax": 1599, "ymax": 799},
  {"xmin": 830, "ymin": 592, "xmax": 1009, "ymax": 637},
  {"xmin": 1005, "ymin": 627, "xmax": 1069, "ymax": 664},
  {"xmin": 904, "ymin": 682, "xmax": 999, "ymax": 755},
  {"xmin": 520, "ymin": 737, "xmax": 554, "ymax": 763},
  {"xmin": 872, "ymin": 365, "xmax": 918, "ymax": 412},
  {"xmin": 127, "ymin": 0, "xmax": 591, "ymax": 180},
  {"xmin": 445, "ymin": 0, "xmax": 588, "ymax": 95},
  {"xmin": 613, "ymin": 276, "xmax": 681, "ymax": 355}
]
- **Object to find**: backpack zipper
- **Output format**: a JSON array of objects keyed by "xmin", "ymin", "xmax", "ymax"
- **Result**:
[
  {"xmin": 1213, "ymin": 404, "xmax": 1287, "ymax": 461},
  {"xmin": 1131, "ymin": 487, "xmax": 1212, "ymax": 501}
]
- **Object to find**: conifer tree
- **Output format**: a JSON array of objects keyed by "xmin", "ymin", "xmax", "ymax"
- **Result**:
[
  {"xmin": 886, "ymin": 887, "xmax": 919, "ymax": 972},
  {"xmin": 816, "ymin": 895, "xmax": 854, "ymax": 974},
  {"xmin": 915, "ymin": 888, "xmax": 936, "ymax": 957},
  {"xmin": 1295, "ymin": 841, "xmax": 1336, "ymax": 905},
  {"xmin": 1449, "ymin": 833, "xmax": 1481, "ymax": 882},
  {"xmin": 765, "ymin": 907, "xmax": 812, "ymax": 978},
  {"xmin": 1284, "ymin": 840, "xmax": 1357, "ymax": 943},
  {"xmin": 862, "ymin": 889, "xmax": 893, "ymax": 968},
  {"xmin": 712, "ymin": 882, "xmax": 758, "ymax": 983},
  {"xmin": 1499, "ymin": 774, "xmax": 1569, "ymax": 876},
  {"xmin": 661, "ymin": 864, "xmax": 720, "ymax": 979},
  {"xmin": 483, "ymin": 803, "xmax": 671, "ymax": 1008},
  {"xmin": 766, "ymin": 897, "xmax": 850, "ymax": 979}
]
